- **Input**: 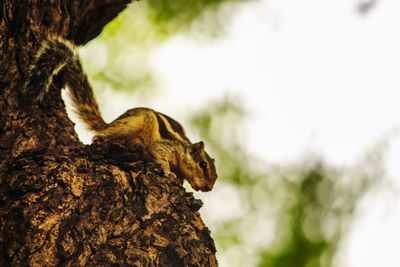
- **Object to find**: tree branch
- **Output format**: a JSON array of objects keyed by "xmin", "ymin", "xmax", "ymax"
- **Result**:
[
  {"xmin": 0, "ymin": 0, "xmax": 218, "ymax": 265},
  {"xmin": 70, "ymin": 0, "xmax": 131, "ymax": 45}
]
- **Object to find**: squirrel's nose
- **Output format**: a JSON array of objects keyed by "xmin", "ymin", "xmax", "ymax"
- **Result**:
[{"xmin": 200, "ymin": 183, "xmax": 213, "ymax": 192}]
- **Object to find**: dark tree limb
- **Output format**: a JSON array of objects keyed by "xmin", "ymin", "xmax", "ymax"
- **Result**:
[
  {"xmin": 69, "ymin": 0, "xmax": 132, "ymax": 44},
  {"xmin": 0, "ymin": 1, "xmax": 217, "ymax": 266}
]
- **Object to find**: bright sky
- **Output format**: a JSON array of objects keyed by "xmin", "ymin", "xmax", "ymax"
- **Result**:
[
  {"xmin": 148, "ymin": 0, "xmax": 400, "ymax": 266},
  {"xmin": 73, "ymin": 0, "xmax": 400, "ymax": 266}
]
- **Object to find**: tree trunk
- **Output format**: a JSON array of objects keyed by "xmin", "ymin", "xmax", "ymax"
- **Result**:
[{"xmin": 0, "ymin": 1, "xmax": 217, "ymax": 266}]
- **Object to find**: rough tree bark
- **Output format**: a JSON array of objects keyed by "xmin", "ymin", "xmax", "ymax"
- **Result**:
[{"xmin": 0, "ymin": 1, "xmax": 217, "ymax": 266}]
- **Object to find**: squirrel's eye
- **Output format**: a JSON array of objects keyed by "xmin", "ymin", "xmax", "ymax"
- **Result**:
[{"xmin": 200, "ymin": 161, "xmax": 208, "ymax": 169}]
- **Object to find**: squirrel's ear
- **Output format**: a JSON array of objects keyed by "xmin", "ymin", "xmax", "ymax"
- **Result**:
[{"xmin": 191, "ymin": 141, "xmax": 204, "ymax": 154}]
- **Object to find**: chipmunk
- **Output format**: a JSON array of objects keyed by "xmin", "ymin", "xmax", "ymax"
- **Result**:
[{"xmin": 23, "ymin": 36, "xmax": 217, "ymax": 192}]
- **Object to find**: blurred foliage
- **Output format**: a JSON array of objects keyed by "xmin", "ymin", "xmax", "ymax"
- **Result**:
[
  {"xmin": 257, "ymin": 165, "xmax": 373, "ymax": 267},
  {"xmin": 146, "ymin": 0, "xmax": 250, "ymax": 36},
  {"xmin": 190, "ymin": 96, "xmax": 258, "ymax": 186},
  {"xmin": 84, "ymin": 1, "xmax": 385, "ymax": 267},
  {"xmin": 357, "ymin": 0, "xmax": 379, "ymax": 15},
  {"xmin": 80, "ymin": 0, "xmax": 248, "ymax": 97},
  {"xmin": 190, "ymin": 98, "xmax": 382, "ymax": 267}
]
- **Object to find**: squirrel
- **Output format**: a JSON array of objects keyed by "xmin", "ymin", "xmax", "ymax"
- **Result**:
[{"xmin": 22, "ymin": 36, "xmax": 218, "ymax": 192}]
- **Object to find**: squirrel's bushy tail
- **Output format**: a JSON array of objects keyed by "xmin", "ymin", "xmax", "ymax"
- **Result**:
[{"xmin": 24, "ymin": 36, "xmax": 107, "ymax": 132}]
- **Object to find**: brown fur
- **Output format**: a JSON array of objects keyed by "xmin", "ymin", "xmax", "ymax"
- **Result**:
[{"xmin": 24, "ymin": 36, "xmax": 218, "ymax": 192}]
